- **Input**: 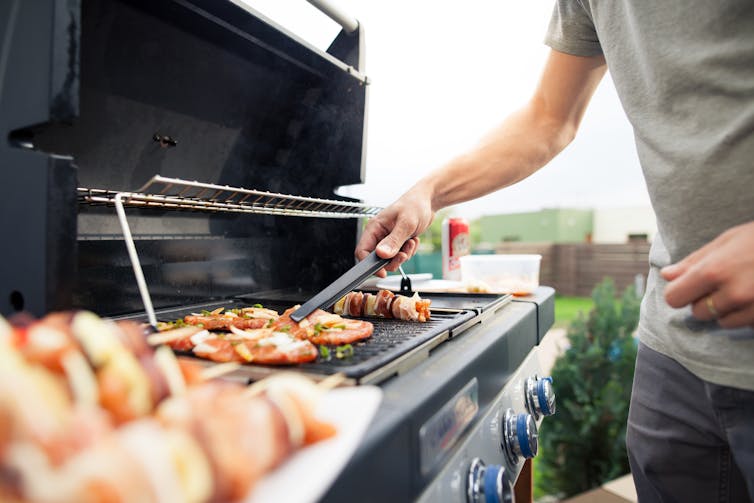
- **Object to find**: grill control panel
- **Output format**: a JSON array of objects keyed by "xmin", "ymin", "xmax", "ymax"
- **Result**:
[{"xmin": 417, "ymin": 347, "xmax": 557, "ymax": 503}]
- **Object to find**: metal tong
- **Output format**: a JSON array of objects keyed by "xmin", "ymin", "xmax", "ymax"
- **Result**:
[{"xmin": 290, "ymin": 250, "xmax": 390, "ymax": 322}]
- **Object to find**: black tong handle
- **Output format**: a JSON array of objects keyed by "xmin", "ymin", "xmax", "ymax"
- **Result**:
[{"xmin": 290, "ymin": 251, "xmax": 390, "ymax": 322}]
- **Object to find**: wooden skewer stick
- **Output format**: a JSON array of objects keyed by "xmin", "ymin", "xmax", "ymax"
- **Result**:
[
  {"xmin": 146, "ymin": 327, "xmax": 206, "ymax": 346},
  {"xmin": 199, "ymin": 362, "xmax": 242, "ymax": 381},
  {"xmin": 317, "ymin": 372, "xmax": 346, "ymax": 390}
]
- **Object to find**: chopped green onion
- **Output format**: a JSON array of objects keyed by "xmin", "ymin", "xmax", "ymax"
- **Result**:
[
  {"xmin": 335, "ymin": 344, "xmax": 354, "ymax": 359},
  {"xmin": 319, "ymin": 345, "xmax": 331, "ymax": 359},
  {"xmin": 253, "ymin": 303, "xmax": 263, "ymax": 308}
]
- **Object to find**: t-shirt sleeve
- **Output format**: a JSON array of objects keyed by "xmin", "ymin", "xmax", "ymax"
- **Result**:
[{"xmin": 544, "ymin": 0, "xmax": 603, "ymax": 57}]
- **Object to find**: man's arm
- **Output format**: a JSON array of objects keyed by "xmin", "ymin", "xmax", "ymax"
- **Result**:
[{"xmin": 356, "ymin": 49, "xmax": 607, "ymax": 274}]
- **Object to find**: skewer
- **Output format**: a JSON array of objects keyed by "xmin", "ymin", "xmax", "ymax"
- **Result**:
[
  {"xmin": 317, "ymin": 372, "xmax": 346, "ymax": 390},
  {"xmin": 199, "ymin": 362, "xmax": 242, "ymax": 381},
  {"xmin": 243, "ymin": 379, "xmax": 270, "ymax": 399},
  {"xmin": 154, "ymin": 345, "xmax": 187, "ymax": 397},
  {"xmin": 146, "ymin": 326, "xmax": 206, "ymax": 346}
]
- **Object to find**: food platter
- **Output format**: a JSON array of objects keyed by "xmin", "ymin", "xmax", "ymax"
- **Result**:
[{"xmin": 247, "ymin": 385, "xmax": 382, "ymax": 503}]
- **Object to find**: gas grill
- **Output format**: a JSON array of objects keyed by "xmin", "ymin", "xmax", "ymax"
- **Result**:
[{"xmin": 0, "ymin": 0, "xmax": 556, "ymax": 501}]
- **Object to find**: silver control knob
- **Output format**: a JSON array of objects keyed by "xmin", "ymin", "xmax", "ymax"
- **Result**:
[
  {"xmin": 467, "ymin": 458, "xmax": 514, "ymax": 503},
  {"xmin": 524, "ymin": 375, "xmax": 556, "ymax": 420},
  {"xmin": 501, "ymin": 409, "xmax": 538, "ymax": 465}
]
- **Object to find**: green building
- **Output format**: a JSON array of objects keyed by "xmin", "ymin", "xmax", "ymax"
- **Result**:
[{"xmin": 477, "ymin": 208, "xmax": 593, "ymax": 245}]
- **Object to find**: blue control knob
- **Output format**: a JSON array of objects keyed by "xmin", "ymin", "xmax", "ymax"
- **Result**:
[
  {"xmin": 525, "ymin": 375, "xmax": 557, "ymax": 420},
  {"xmin": 467, "ymin": 459, "xmax": 513, "ymax": 503},
  {"xmin": 502, "ymin": 409, "xmax": 538, "ymax": 465}
]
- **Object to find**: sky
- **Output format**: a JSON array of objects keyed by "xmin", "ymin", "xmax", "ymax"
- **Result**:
[{"xmin": 238, "ymin": 1, "xmax": 652, "ymax": 220}]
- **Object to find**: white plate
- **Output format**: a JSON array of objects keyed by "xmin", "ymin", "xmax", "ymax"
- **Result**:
[{"xmin": 246, "ymin": 385, "xmax": 383, "ymax": 503}]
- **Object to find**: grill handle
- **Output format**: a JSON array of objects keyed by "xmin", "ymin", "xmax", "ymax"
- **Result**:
[
  {"xmin": 306, "ymin": 0, "xmax": 359, "ymax": 34},
  {"xmin": 290, "ymin": 250, "xmax": 389, "ymax": 322}
]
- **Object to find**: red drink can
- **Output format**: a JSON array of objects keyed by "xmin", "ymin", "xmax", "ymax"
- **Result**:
[{"xmin": 442, "ymin": 217, "xmax": 470, "ymax": 280}]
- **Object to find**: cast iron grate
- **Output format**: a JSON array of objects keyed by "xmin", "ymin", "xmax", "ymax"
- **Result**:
[{"xmin": 147, "ymin": 298, "xmax": 478, "ymax": 384}]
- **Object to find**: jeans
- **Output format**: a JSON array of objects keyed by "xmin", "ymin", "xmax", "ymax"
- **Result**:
[{"xmin": 626, "ymin": 343, "xmax": 754, "ymax": 503}]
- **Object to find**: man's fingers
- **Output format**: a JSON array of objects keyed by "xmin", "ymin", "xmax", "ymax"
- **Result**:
[
  {"xmin": 664, "ymin": 259, "xmax": 723, "ymax": 308},
  {"xmin": 377, "ymin": 215, "xmax": 424, "ymax": 257},
  {"xmin": 718, "ymin": 304, "xmax": 754, "ymax": 329},
  {"xmin": 691, "ymin": 294, "xmax": 723, "ymax": 321},
  {"xmin": 660, "ymin": 236, "xmax": 722, "ymax": 281},
  {"xmin": 384, "ymin": 252, "xmax": 409, "ymax": 273},
  {"xmin": 401, "ymin": 238, "xmax": 419, "ymax": 258}
]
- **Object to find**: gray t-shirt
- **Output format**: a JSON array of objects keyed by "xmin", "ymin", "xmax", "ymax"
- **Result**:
[{"xmin": 545, "ymin": 1, "xmax": 754, "ymax": 391}]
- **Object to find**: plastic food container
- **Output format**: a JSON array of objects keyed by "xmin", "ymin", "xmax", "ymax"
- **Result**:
[{"xmin": 459, "ymin": 254, "xmax": 542, "ymax": 296}]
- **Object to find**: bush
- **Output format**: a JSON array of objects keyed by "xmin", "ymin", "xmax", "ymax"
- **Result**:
[{"xmin": 536, "ymin": 278, "xmax": 640, "ymax": 498}]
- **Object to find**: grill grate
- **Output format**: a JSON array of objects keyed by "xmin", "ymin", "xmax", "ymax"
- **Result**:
[{"xmin": 145, "ymin": 298, "xmax": 479, "ymax": 385}]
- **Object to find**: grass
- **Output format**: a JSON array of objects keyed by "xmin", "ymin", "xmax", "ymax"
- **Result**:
[{"xmin": 553, "ymin": 295, "xmax": 593, "ymax": 328}]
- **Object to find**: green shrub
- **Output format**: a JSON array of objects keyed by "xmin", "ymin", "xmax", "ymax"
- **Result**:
[{"xmin": 536, "ymin": 278, "xmax": 640, "ymax": 498}]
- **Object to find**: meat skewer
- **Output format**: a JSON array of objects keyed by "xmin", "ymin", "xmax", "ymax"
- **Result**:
[
  {"xmin": 1, "ymin": 312, "xmax": 339, "ymax": 503},
  {"xmin": 334, "ymin": 289, "xmax": 432, "ymax": 322}
]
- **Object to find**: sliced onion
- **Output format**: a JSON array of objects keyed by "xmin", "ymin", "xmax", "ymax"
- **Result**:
[
  {"xmin": 193, "ymin": 341, "xmax": 219, "ymax": 355},
  {"xmin": 266, "ymin": 388, "xmax": 305, "ymax": 449},
  {"xmin": 61, "ymin": 350, "xmax": 99, "ymax": 408},
  {"xmin": 233, "ymin": 342, "xmax": 254, "ymax": 362},
  {"xmin": 188, "ymin": 330, "xmax": 212, "ymax": 346},
  {"xmin": 154, "ymin": 345, "xmax": 187, "ymax": 397}
]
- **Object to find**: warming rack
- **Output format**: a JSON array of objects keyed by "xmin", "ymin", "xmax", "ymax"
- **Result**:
[
  {"xmin": 78, "ymin": 175, "xmax": 383, "ymax": 327},
  {"xmin": 78, "ymin": 175, "xmax": 382, "ymax": 219}
]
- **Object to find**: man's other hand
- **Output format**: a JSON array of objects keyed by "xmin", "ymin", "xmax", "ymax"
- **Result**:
[{"xmin": 662, "ymin": 221, "xmax": 754, "ymax": 328}]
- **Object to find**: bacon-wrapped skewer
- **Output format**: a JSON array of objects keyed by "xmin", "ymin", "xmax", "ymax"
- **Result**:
[
  {"xmin": 1, "ymin": 311, "xmax": 338, "ymax": 503},
  {"xmin": 7, "ymin": 311, "xmax": 187, "ymax": 426},
  {"xmin": 334, "ymin": 289, "xmax": 431, "ymax": 322}
]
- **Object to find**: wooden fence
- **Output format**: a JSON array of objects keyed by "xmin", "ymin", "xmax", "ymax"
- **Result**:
[{"xmin": 494, "ymin": 242, "xmax": 651, "ymax": 297}]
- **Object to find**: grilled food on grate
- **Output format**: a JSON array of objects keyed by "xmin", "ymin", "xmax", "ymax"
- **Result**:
[
  {"xmin": 334, "ymin": 289, "xmax": 432, "ymax": 322},
  {"xmin": 155, "ymin": 303, "xmax": 375, "ymax": 365}
]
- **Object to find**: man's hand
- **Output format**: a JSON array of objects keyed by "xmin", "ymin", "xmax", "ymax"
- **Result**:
[
  {"xmin": 355, "ymin": 185, "xmax": 432, "ymax": 277},
  {"xmin": 662, "ymin": 221, "xmax": 754, "ymax": 328}
]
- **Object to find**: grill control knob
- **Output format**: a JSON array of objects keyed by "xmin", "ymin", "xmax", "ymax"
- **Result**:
[
  {"xmin": 466, "ymin": 458, "xmax": 514, "ymax": 503},
  {"xmin": 501, "ymin": 409, "xmax": 538, "ymax": 465},
  {"xmin": 524, "ymin": 375, "xmax": 556, "ymax": 420}
]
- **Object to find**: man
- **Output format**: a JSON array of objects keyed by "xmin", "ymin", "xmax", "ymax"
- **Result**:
[{"xmin": 355, "ymin": 1, "xmax": 754, "ymax": 501}]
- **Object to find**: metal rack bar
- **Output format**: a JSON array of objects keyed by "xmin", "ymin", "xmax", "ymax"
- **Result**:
[
  {"xmin": 114, "ymin": 193, "xmax": 157, "ymax": 327},
  {"xmin": 78, "ymin": 175, "xmax": 381, "ymax": 219}
]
